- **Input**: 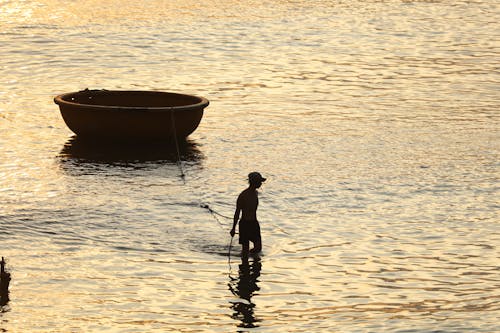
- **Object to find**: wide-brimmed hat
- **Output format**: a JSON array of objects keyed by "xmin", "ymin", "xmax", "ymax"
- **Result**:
[{"xmin": 248, "ymin": 172, "xmax": 266, "ymax": 183}]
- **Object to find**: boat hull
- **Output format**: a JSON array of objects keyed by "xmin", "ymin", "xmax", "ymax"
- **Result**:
[{"xmin": 54, "ymin": 90, "xmax": 209, "ymax": 141}]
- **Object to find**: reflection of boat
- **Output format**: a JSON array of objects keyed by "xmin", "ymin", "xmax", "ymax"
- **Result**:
[
  {"xmin": 59, "ymin": 136, "xmax": 203, "ymax": 164},
  {"xmin": 54, "ymin": 89, "xmax": 209, "ymax": 140}
]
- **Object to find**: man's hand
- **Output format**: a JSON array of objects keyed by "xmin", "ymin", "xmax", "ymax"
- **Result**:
[{"xmin": 230, "ymin": 228, "xmax": 235, "ymax": 237}]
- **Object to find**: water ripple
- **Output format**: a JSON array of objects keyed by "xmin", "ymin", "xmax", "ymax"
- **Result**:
[{"xmin": 1, "ymin": 0, "xmax": 499, "ymax": 332}]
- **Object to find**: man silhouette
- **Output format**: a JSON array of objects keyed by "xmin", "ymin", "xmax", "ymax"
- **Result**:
[{"xmin": 230, "ymin": 172, "xmax": 266, "ymax": 258}]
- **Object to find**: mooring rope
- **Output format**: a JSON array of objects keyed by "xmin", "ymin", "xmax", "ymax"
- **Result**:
[
  {"xmin": 228, "ymin": 235, "xmax": 234, "ymax": 272},
  {"xmin": 199, "ymin": 204, "xmax": 235, "ymax": 270},
  {"xmin": 169, "ymin": 109, "xmax": 235, "ymax": 269},
  {"xmin": 170, "ymin": 109, "xmax": 186, "ymax": 183},
  {"xmin": 200, "ymin": 204, "xmax": 233, "ymax": 223},
  {"xmin": 169, "ymin": 109, "xmax": 231, "ymax": 227}
]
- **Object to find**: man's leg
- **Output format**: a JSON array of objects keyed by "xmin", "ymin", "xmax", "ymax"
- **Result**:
[
  {"xmin": 241, "ymin": 241, "xmax": 250, "ymax": 259},
  {"xmin": 250, "ymin": 237, "xmax": 262, "ymax": 254},
  {"xmin": 249, "ymin": 222, "xmax": 262, "ymax": 254}
]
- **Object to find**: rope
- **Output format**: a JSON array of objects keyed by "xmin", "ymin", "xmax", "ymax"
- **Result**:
[
  {"xmin": 168, "ymin": 111, "xmax": 239, "ymax": 272},
  {"xmin": 228, "ymin": 235, "xmax": 234, "ymax": 273},
  {"xmin": 200, "ymin": 204, "xmax": 233, "ymax": 221},
  {"xmin": 169, "ymin": 116, "xmax": 231, "ymax": 232},
  {"xmin": 200, "ymin": 203, "xmax": 235, "ymax": 272},
  {"xmin": 169, "ymin": 110, "xmax": 231, "ymax": 226},
  {"xmin": 170, "ymin": 109, "xmax": 185, "ymax": 183}
]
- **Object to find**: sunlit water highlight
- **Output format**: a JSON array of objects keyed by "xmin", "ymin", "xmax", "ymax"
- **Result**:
[{"xmin": 0, "ymin": 0, "xmax": 499, "ymax": 332}]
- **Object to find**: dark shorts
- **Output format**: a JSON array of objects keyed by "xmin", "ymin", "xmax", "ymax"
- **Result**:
[{"xmin": 239, "ymin": 220, "xmax": 261, "ymax": 244}]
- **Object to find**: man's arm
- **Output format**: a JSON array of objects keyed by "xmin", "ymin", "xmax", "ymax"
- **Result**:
[{"xmin": 230, "ymin": 195, "xmax": 242, "ymax": 237}]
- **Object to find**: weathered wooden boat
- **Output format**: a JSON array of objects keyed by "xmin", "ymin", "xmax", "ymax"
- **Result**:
[{"xmin": 54, "ymin": 89, "xmax": 209, "ymax": 140}]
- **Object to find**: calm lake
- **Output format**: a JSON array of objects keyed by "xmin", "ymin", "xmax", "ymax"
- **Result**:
[{"xmin": 0, "ymin": 0, "xmax": 499, "ymax": 332}]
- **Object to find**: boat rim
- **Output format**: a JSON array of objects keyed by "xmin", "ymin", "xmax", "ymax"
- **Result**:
[{"xmin": 54, "ymin": 90, "xmax": 209, "ymax": 112}]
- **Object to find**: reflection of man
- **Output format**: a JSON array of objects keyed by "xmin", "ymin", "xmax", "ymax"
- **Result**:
[
  {"xmin": 230, "ymin": 172, "xmax": 266, "ymax": 258},
  {"xmin": 228, "ymin": 258, "xmax": 262, "ymax": 328}
]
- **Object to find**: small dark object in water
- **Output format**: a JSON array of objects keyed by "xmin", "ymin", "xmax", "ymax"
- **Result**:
[
  {"xmin": 54, "ymin": 89, "xmax": 209, "ymax": 141},
  {"xmin": 0, "ymin": 257, "xmax": 11, "ymax": 306}
]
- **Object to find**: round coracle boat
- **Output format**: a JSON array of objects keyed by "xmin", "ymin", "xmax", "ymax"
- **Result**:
[{"xmin": 54, "ymin": 89, "xmax": 209, "ymax": 140}]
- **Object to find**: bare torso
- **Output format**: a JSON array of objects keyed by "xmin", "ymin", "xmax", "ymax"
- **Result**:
[{"xmin": 237, "ymin": 188, "xmax": 258, "ymax": 221}]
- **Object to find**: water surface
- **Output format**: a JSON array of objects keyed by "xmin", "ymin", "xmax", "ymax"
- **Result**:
[{"xmin": 1, "ymin": 0, "xmax": 499, "ymax": 332}]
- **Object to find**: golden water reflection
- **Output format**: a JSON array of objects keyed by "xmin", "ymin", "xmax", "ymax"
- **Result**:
[{"xmin": 0, "ymin": 0, "xmax": 498, "ymax": 332}]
